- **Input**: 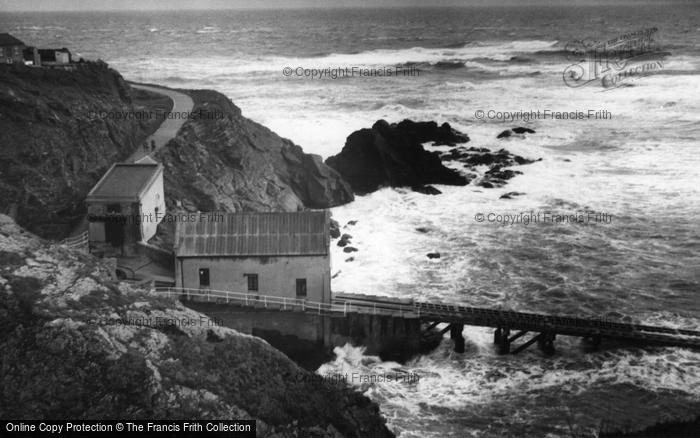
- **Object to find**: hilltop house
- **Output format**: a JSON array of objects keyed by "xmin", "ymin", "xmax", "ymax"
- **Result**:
[
  {"xmin": 174, "ymin": 211, "xmax": 331, "ymax": 304},
  {"xmin": 86, "ymin": 162, "xmax": 165, "ymax": 256},
  {"xmin": 0, "ymin": 33, "xmax": 25, "ymax": 64},
  {"xmin": 38, "ymin": 48, "xmax": 71, "ymax": 64}
]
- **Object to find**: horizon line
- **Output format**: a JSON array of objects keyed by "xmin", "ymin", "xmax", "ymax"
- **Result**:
[{"xmin": 0, "ymin": 1, "xmax": 685, "ymax": 13}]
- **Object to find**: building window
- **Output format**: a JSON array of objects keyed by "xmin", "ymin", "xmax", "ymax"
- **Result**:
[
  {"xmin": 198, "ymin": 268, "xmax": 210, "ymax": 287},
  {"xmin": 245, "ymin": 274, "xmax": 258, "ymax": 292},
  {"xmin": 296, "ymin": 279, "xmax": 307, "ymax": 298}
]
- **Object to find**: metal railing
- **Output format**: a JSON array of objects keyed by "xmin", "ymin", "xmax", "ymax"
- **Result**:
[
  {"xmin": 149, "ymin": 287, "xmax": 700, "ymax": 344},
  {"xmin": 59, "ymin": 231, "xmax": 88, "ymax": 251},
  {"xmin": 152, "ymin": 287, "xmax": 418, "ymax": 317}
]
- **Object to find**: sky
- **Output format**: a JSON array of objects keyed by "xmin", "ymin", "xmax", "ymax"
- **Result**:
[{"xmin": 0, "ymin": 0, "xmax": 681, "ymax": 11}]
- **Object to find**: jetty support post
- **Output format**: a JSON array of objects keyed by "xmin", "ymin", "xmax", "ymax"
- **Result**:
[
  {"xmin": 450, "ymin": 323, "xmax": 465, "ymax": 353},
  {"xmin": 495, "ymin": 327, "xmax": 511, "ymax": 354}
]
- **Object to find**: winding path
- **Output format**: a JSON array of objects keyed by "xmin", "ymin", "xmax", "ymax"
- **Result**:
[{"xmin": 128, "ymin": 83, "xmax": 194, "ymax": 163}]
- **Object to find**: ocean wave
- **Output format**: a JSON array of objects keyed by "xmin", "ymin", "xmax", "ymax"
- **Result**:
[
  {"xmin": 17, "ymin": 25, "xmax": 66, "ymax": 31},
  {"xmin": 195, "ymin": 26, "xmax": 221, "ymax": 34}
]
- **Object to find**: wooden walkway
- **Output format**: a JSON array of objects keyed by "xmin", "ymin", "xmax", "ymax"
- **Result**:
[{"xmin": 153, "ymin": 288, "xmax": 700, "ymax": 354}]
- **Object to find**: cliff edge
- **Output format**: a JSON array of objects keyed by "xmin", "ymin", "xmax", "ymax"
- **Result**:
[
  {"xmin": 0, "ymin": 214, "xmax": 392, "ymax": 437},
  {"xmin": 155, "ymin": 89, "xmax": 353, "ymax": 213}
]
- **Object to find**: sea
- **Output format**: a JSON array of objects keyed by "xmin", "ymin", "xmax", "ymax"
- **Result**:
[{"xmin": 2, "ymin": 4, "xmax": 699, "ymax": 437}]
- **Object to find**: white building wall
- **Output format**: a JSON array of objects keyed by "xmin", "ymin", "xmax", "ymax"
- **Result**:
[
  {"xmin": 138, "ymin": 171, "xmax": 165, "ymax": 242},
  {"xmin": 55, "ymin": 51, "xmax": 70, "ymax": 63},
  {"xmin": 177, "ymin": 255, "xmax": 331, "ymax": 304}
]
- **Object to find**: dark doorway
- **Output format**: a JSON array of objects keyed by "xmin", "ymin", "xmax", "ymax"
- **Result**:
[
  {"xmin": 105, "ymin": 204, "xmax": 124, "ymax": 247},
  {"xmin": 296, "ymin": 278, "xmax": 307, "ymax": 298},
  {"xmin": 199, "ymin": 268, "xmax": 210, "ymax": 287}
]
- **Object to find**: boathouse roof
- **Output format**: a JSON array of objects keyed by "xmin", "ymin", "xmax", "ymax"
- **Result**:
[
  {"xmin": 87, "ymin": 163, "xmax": 163, "ymax": 203},
  {"xmin": 174, "ymin": 211, "xmax": 330, "ymax": 258}
]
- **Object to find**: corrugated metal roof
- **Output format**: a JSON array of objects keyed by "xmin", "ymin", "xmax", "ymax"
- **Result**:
[
  {"xmin": 87, "ymin": 163, "xmax": 161, "ymax": 201},
  {"xmin": 175, "ymin": 211, "xmax": 329, "ymax": 257}
]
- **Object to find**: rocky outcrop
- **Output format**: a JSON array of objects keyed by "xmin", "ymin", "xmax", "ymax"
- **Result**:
[
  {"xmin": 500, "ymin": 191, "xmax": 525, "ymax": 199},
  {"xmin": 497, "ymin": 127, "xmax": 536, "ymax": 138},
  {"xmin": 155, "ymin": 90, "xmax": 353, "ymax": 213},
  {"xmin": 0, "ymin": 62, "xmax": 168, "ymax": 238},
  {"xmin": 438, "ymin": 146, "xmax": 540, "ymax": 189},
  {"xmin": 325, "ymin": 120, "xmax": 470, "ymax": 194},
  {"xmin": 411, "ymin": 185, "xmax": 442, "ymax": 195},
  {"xmin": 0, "ymin": 214, "xmax": 392, "ymax": 437}
]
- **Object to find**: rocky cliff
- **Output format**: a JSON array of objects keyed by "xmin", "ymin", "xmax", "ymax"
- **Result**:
[
  {"xmin": 155, "ymin": 89, "xmax": 352, "ymax": 213},
  {"xmin": 0, "ymin": 62, "xmax": 165, "ymax": 239},
  {"xmin": 0, "ymin": 214, "xmax": 392, "ymax": 437},
  {"xmin": 0, "ymin": 63, "xmax": 353, "ymax": 241}
]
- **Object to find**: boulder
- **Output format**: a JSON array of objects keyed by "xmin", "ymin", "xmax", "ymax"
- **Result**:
[
  {"xmin": 337, "ymin": 233, "xmax": 352, "ymax": 247},
  {"xmin": 427, "ymin": 252, "xmax": 441, "ymax": 259},
  {"xmin": 500, "ymin": 191, "xmax": 526, "ymax": 199},
  {"xmin": 411, "ymin": 185, "xmax": 442, "ymax": 195},
  {"xmin": 343, "ymin": 246, "xmax": 358, "ymax": 253},
  {"xmin": 498, "ymin": 127, "xmax": 535, "ymax": 138},
  {"xmin": 325, "ymin": 119, "xmax": 470, "ymax": 194},
  {"xmin": 497, "ymin": 130, "xmax": 512, "ymax": 139}
]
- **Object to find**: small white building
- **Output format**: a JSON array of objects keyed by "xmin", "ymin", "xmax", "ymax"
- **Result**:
[
  {"xmin": 174, "ymin": 211, "xmax": 331, "ymax": 304},
  {"xmin": 86, "ymin": 162, "xmax": 165, "ymax": 256}
]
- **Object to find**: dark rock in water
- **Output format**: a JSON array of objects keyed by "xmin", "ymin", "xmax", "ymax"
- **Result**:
[
  {"xmin": 486, "ymin": 167, "xmax": 522, "ymax": 181},
  {"xmin": 337, "ymin": 234, "xmax": 352, "ymax": 247},
  {"xmin": 415, "ymin": 227, "xmax": 431, "ymax": 233},
  {"xmin": 343, "ymin": 246, "xmax": 358, "ymax": 253},
  {"xmin": 498, "ymin": 127, "xmax": 535, "ymax": 139},
  {"xmin": 391, "ymin": 120, "xmax": 470, "ymax": 146},
  {"xmin": 427, "ymin": 252, "xmax": 441, "ymax": 259},
  {"xmin": 513, "ymin": 155, "xmax": 535, "ymax": 165},
  {"xmin": 332, "ymin": 270, "xmax": 341, "ymax": 279},
  {"xmin": 478, "ymin": 181, "xmax": 494, "ymax": 188},
  {"xmin": 345, "ymin": 257, "xmax": 354, "ymax": 262},
  {"xmin": 329, "ymin": 219, "xmax": 340, "ymax": 239},
  {"xmin": 497, "ymin": 130, "xmax": 512, "ymax": 139},
  {"xmin": 500, "ymin": 191, "xmax": 526, "ymax": 199},
  {"xmin": 440, "ymin": 146, "xmax": 536, "ymax": 173},
  {"xmin": 411, "ymin": 185, "xmax": 442, "ymax": 195},
  {"xmin": 346, "ymin": 220, "xmax": 358, "ymax": 226},
  {"xmin": 325, "ymin": 119, "xmax": 470, "ymax": 194}
]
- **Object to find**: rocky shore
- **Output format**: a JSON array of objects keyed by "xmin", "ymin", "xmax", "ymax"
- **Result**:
[{"xmin": 0, "ymin": 214, "xmax": 393, "ymax": 437}]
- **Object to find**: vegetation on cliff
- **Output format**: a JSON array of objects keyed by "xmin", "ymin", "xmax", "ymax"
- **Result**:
[{"xmin": 0, "ymin": 214, "xmax": 393, "ymax": 437}]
